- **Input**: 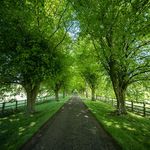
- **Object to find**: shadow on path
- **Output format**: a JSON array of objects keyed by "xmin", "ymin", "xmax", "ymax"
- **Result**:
[{"xmin": 21, "ymin": 96, "xmax": 121, "ymax": 150}]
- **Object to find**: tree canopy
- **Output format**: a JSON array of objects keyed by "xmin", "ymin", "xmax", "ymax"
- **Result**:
[
  {"xmin": 0, "ymin": 0, "xmax": 150, "ymax": 114},
  {"xmin": 69, "ymin": 0, "xmax": 150, "ymax": 114}
]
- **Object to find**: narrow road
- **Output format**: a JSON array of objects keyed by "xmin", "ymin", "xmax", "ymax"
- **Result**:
[{"xmin": 22, "ymin": 96, "xmax": 121, "ymax": 150}]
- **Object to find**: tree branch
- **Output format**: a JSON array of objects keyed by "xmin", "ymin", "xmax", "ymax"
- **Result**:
[
  {"xmin": 49, "ymin": 2, "xmax": 70, "ymax": 40},
  {"xmin": 53, "ymin": 22, "xmax": 73, "ymax": 51}
]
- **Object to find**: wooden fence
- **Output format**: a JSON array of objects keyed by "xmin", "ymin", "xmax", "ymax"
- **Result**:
[
  {"xmin": 96, "ymin": 96, "xmax": 150, "ymax": 117},
  {"xmin": 0, "ymin": 96, "xmax": 55, "ymax": 114}
]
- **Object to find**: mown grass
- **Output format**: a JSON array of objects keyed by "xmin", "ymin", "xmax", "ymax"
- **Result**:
[
  {"xmin": 0, "ymin": 97, "xmax": 69, "ymax": 150},
  {"xmin": 84, "ymin": 100, "xmax": 150, "ymax": 150}
]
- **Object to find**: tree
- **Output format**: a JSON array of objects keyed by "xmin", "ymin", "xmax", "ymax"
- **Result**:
[
  {"xmin": 47, "ymin": 49, "xmax": 72, "ymax": 101},
  {"xmin": 0, "ymin": 0, "xmax": 72, "ymax": 113},
  {"xmin": 70, "ymin": 0, "xmax": 150, "ymax": 114},
  {"xmin": 74, "ymin": 38, "xmax": 100, "ymax": 100},
  {"xmin": 68, "ymin": 71, "xmax": 85, "ymax": 95}
]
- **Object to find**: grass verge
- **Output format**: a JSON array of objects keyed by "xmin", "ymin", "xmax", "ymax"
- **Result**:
[
  {"xmin": 0, "ymin": 97, "xmax": 69, "ymax": 150},
  {"xmin": 84, "ymin": 100, "xmax": 150, "ymax": 150}
]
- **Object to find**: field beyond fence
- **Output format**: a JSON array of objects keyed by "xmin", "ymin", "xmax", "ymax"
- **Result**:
[
  {"xmin": 96, "ymin": 96, "xmax": 150, "ymax": 117},
  {"xmin": 0, "ymin": 96, "xmax": 55, "ymax": 115}
]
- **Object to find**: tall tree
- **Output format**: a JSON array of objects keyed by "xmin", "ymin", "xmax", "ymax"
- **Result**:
[
  {"xmin": 0, "ymin": 0, "xmax": 72, "ymax": 113},
  {"xmin": 75, "ymin": 38, "xmax": 100, "ymax": 100},
  {"xmin": 47, "ymin": 49, "xmax": 72, "ymax": 101},
  {"xmin": 70, "ymin": 0, "xmax": 150, "ymax": 114}
]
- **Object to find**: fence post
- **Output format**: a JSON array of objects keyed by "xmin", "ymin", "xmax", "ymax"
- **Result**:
[
  {"xmin": 131, "ymin": 101, "xmax": 133, "ymax": 111},
  {"xmin": 16, "ymin": 101, "xmax": 18, "ymax": 110},
  {"xmin": 143, "ymin": 102, "xmax": 146, "ymax": 117},
  {"xmin": 2, "ymin": 102, "xmax": 5, "ymax": 114}
]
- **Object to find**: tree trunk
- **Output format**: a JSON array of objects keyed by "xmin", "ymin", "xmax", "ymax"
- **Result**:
[
  {"xmin": 91, "ymin": 87, "xmax": 95, "ymax": 101},
  {"xmin": 86, "ymin": 91, "xmax": 88, "ymax": 98},
  {"xmin": 55, "ymin": 89, "xmax": 59, "ymax": 101},
  {"xmin": 110, "ymin": 73, "xmax": 127, "ymax": 115},
  {"xmin": 24, "ymin": 83, "xmax": 40, "ymax": 114},
  {"xmin": 117, "ymin": 88, "xmax": 127, "ymax": 114},
  {"xmin": 63, "ymin": 89, "xmax": 66, "ymax": 98},
  {"xmin": 113, "ymin": 83, "xmax": 127, "ymax": 115},
  {"xmin": 54, "ymin": 82, "xmax": 61, "ymax": 101},
  {"xmin": 85, "ymin": 82, "xmax": 88, "ymax": 98}
]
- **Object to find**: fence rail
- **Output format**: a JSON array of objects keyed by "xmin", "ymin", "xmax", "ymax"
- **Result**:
[
  {"xmin": 0, "ymin": 96, "xmax": 55, "ymax": 114},
  {"xmin": 96, "ymin": 96, "xmax": 150, "ymax": 117}
]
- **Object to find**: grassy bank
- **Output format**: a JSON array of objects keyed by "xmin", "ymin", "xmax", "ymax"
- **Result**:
[
  {"xmin": 84, "ymin": 100, "xmax": 150, "ymax": 150},
  {"xmin": 0, "ymin": 97, "xmax": 69, "ymax": 150}
]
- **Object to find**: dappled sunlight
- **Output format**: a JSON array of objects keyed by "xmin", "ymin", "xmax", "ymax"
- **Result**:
[
  {"xmin": 81, "ymin": 110, "xmax": 86, "ymax": 114},
  {"xmin": 76, "ymin": 113, "xmax": 81, "ymax": 117},
  {"xmin": 115, "ymin": 124, "xmax": 120, "ymax": 129},
  {"xmin": 9, "ymin": 118, "xmax": 20, "ymax": 122},
  {"xmin": 0, "ymin": 117, "xmax": 8, "ymax": 120},
  {"xmin": 19, "ymin": 127, "xmax": 25, "ymax": 136},
  {"xmin": 126, "ymin": 127, "xmax": 136, "ymax": 131},
  {"xmin": 103, "ymin": 120, "xmax": 113, "ymax": 127},
  {"xmin": 103, "ymin": 117, "xmax": 138, "ymax": 132},
  {"xmin": 19, "ymin": 132, "xmax": 23, "ymax": 136},
  {"xmin": 0, "ymin": 90, "xmax": 68, "ymax": 149},
  {"xmin": 1, "ymin": 130, "xmax": 7, "ymax": 134},
  {"xmin": 88, "ymin": 107, "xmax": 93, "ymax": 111},
  {"xmin": 9, "ymin": 119, "xmax": 14, "ymax": 122},
  {"xmin": 12, "ymin": 114, "xmax": 16, "ymax": 117},
  {"xmin": 75, "ymin": 108, "xmax": 88, "ymax": 118},
  {"xmin": 76, "ymin": 113, "xmax": 89, "ymax": 118},
  {"xmin": 84, "ymin": 100, "xmax": 150, "ymax": 149},
  {"xmin": 84, "ymin": 115, "xmax": 89, "ymax": 118},
  {"xmin": 88, "ymin": 126, "xmax": 97, "ymax": 135},
  {"xmin": 19, "ymin": 127, "xmax": 25, "ymax": 132},
  {"xmin": 29, "ymin": 122, "xmax": 36, "ymax": 127},
  {"xmin": 30, "ymin": 114, "xmax": 34, "ymax": 117},
  {"xmin": 18, "ymin": 127, "xmax": 25, "ymax": 135}
]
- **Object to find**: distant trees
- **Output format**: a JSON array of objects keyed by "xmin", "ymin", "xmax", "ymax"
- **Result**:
[
  {"xmin": 70, "ymin": 0, "xmax": 150, "ymax": 114},
  {"xmin": 127, "ymin": 82, "xmax": 150, "ymax": 101},
  {"xmin": 75, "ymin": 38, "xmax": 100, "ymax": 100},
  {"xmin": 68, "ymin": 71, "xmax": 86, "ymax": 95},
  {"xmin": 47, "ymin": 50, "xmax": 72, "ymax": 101}
]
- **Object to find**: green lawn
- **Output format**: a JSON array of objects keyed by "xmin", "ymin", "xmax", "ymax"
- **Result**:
[
  {"xmin": 0, "ymin": 97, "xmax": 69, "ymax": 150},
  {"xmin": 84, "ymin": 100, "xmax": 150, "ymax": 150}
]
